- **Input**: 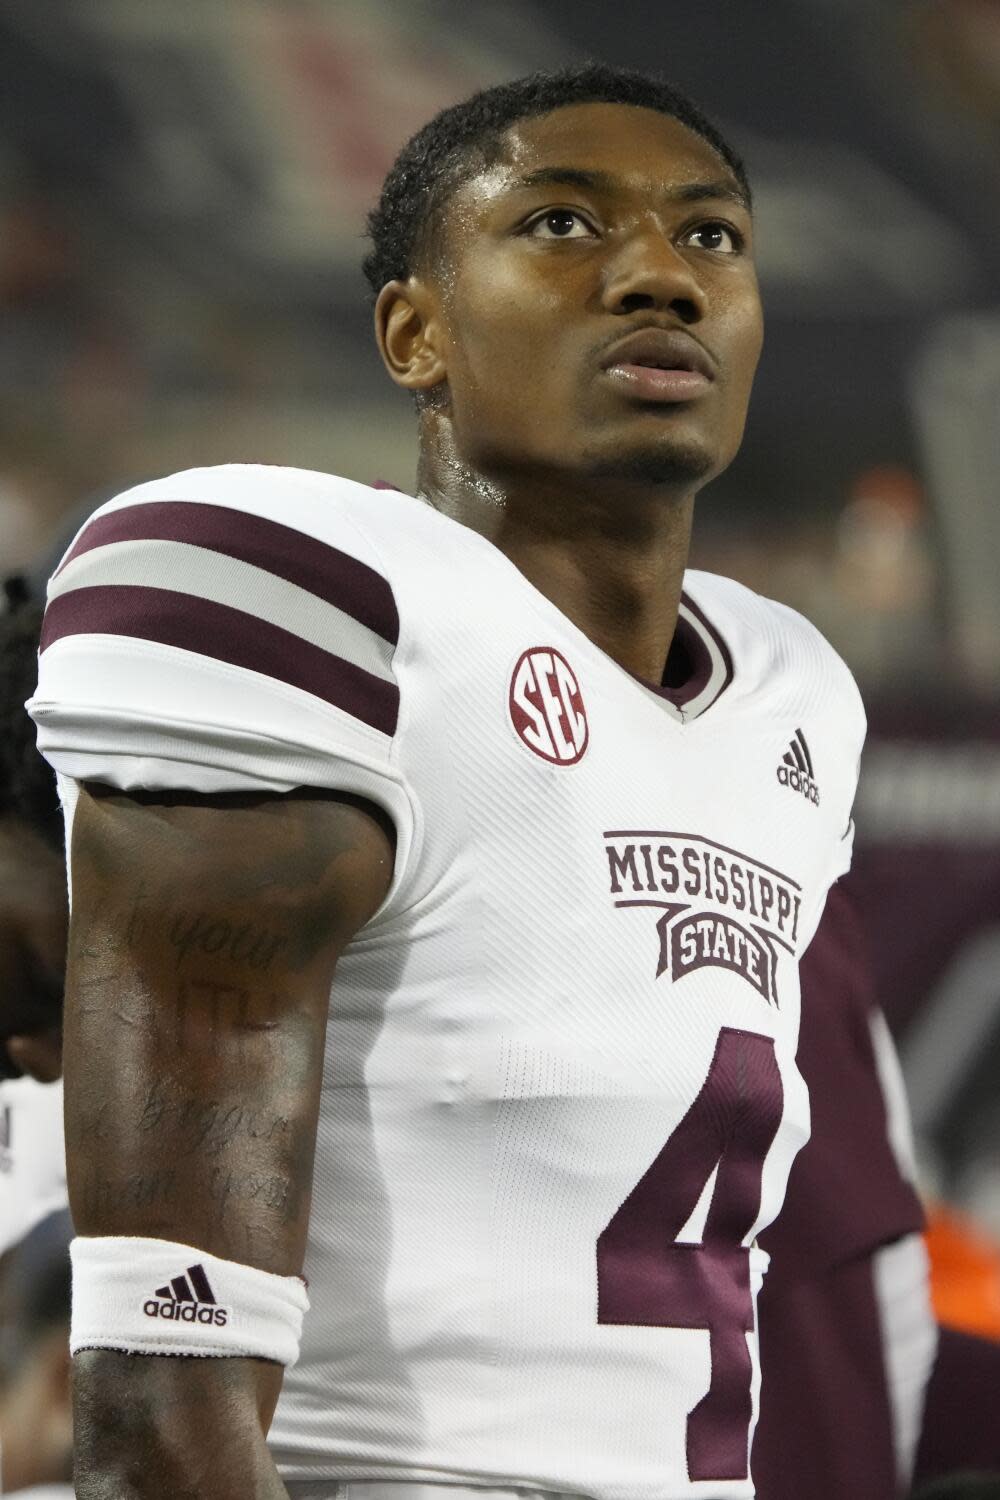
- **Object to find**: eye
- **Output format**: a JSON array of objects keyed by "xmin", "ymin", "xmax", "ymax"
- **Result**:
[
  {"xmin": 524, "ymin": 208, "xmax": 596, "ymax": 240},
  {"xmin": 681, "ymin": 222, "xmax": 743, "ymax": 254}
]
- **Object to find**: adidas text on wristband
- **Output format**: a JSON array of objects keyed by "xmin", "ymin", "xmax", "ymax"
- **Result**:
[{"xmin": 70, "ymin": 1236, "xmax": 309, "ymax": 1366}]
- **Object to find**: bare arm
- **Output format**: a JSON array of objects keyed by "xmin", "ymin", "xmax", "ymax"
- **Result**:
[{"xmin": 65, "ymin": 782, "xmax": 394, "ymax": 1500}]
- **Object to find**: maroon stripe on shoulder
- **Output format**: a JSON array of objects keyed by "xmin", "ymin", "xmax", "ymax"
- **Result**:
[
  {"xmin": 40, "ymin": 585, "xmax": 399, "ymax": 736},
  {"xmin": 58, "ymin": 499, "xmax": 399, "ymax": 645}
]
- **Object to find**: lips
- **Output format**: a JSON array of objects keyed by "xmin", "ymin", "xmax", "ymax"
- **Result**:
[
  {"xmin": 598, "ymin": 327, "xmax": 716, "ymax": 405},
  {"xmin": 599, "ymin": 327, "xmax": 716, "ymax": 380}
]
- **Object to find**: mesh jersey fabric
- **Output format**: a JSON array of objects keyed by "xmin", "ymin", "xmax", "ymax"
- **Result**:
[{"xmin": 29, "ymin": 465, "xmax": 866, "ymax": 1500}]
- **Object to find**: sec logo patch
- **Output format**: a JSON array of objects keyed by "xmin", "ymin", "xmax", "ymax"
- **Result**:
[{"xmin": 508, "ymin": 647, "xmax": 589, "ymax": 765}]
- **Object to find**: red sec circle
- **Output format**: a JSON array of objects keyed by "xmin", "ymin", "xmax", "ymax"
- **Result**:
[{"xmin": 508, "ymin": 647, "xmax": 589, "ymax": 765}]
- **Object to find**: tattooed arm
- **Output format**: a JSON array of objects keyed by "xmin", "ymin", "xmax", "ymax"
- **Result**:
[{"xmin": 65, "ymin": 782, "xmax": 395, "ymax": 1500}]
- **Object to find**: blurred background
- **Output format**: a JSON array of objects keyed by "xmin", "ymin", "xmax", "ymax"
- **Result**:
[{"xmin": 0, "ymin": 0, "xmax": 999, "ymax": 1346}]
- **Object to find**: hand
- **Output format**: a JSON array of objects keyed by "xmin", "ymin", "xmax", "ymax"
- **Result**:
[{"xmin": 3, "ymin": 1024, "xmax": 63, "ymax": 1082}]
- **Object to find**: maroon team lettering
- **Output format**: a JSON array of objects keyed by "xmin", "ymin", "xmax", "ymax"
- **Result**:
[
  {"xmin": 598, "ymin": 1027, "xmax": 784, "ymax": 1481},
  {"xmin": 605, "ymin": 832, "xmax": 801, "ymax": 1003}
]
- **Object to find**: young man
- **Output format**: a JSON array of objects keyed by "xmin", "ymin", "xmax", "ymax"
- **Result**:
[{"xmin": 28, "ymin": 66, "xmax": 865, "ymax": 1500}]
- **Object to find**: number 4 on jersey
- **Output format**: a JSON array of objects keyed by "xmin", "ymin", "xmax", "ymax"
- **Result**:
[{"xmin": 597, "ymin": 1028, "xmax": 784, "ymax": 1482}]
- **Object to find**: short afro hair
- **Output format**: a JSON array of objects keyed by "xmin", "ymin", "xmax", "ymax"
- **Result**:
[{"xmin": 363, "ymin": 61, "xmax": 750, "ymax": 301}]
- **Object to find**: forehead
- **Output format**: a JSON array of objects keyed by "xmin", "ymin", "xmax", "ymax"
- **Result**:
[{"xmin": 471, "ymin": 101, "xmax": 736, "ymax": 203}]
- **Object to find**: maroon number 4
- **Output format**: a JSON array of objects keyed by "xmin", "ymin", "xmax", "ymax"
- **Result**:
[{"xmin": 597, "ymin": 1027, "xmax": 783, "ymax": 1482}]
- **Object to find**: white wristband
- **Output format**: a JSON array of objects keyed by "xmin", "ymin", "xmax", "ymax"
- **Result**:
[{"xmin": 70, "ymin": 1235, "xmax": 309, "ymax": 1366}]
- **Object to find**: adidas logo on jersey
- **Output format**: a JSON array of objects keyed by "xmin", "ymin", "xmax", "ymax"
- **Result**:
[
  {"xmin": 143, "ymin": 1263, "xmax": 228, "ymax": 1326},
  {"xmin": 777, "ymin": 729, "xmax": 820, "ymax": 805}
]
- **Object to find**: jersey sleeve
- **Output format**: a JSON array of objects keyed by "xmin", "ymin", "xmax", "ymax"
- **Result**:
[
  {"xmin": 760, "ymin": 587, "xmax": 867, "ymax": 949},
  {"xmin": 828, "ymin": 696, "xmax": 864, "ymax": 887},
  {"xmin": 27, "ymin": 469, "xmax": 415, "ymax": 887},
  {"xmin": 793, "ymin": 601, "xmax": 866, "ymax": 905}
]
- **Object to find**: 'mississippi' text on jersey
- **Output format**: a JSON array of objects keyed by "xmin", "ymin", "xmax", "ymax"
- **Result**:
[{"xmin": 29, "ymin": 466, "xmax": 865, "ymax": 1500}]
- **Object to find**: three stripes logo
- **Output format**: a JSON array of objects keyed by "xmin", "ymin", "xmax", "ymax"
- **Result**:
[
  {"xmin": 0, "ymin": 1103, "xmax": 11, "ymax": 1174},
  {"xmin": 143, "ymin": 1262, "xmax": 229, "ymax": 1326},
  {"xmin": 777, "ymin": 728, "xmax": 820, "ymax": 805}
]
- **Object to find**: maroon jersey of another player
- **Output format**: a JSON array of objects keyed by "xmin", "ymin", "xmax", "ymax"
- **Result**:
[{"xmin": 753, "ymin": 883, "xmax": 928, "ymax": 1500}]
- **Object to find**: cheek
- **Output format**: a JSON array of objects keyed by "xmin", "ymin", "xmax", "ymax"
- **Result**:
[
  {"xmin": 713, "ymin": 307, "xmax": 763, "ymax": 419},
  {"xmin": 446, "ymin": 258, "xmax": 575, "ymax": 403},
  {"xmin": 744, "ymin": 311, "xmax": 765, "ymax": 378},
  {"xmin": 729, "ymin": 292, "xmax": 765, "ymax": 383},
  {"xmin": 449, "ymin": 309, "xmax": 572, "ymax": 429}
]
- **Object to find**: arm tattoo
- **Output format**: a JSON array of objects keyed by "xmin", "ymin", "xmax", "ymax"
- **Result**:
[{"xmin": 64, "ymin": 787, "xmax": 388, "ymax": 1261}]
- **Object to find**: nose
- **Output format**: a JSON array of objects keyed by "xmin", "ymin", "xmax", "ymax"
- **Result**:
[{"xmin": 601, "ymin": 227, "xmax": 708, "ymax": 324}]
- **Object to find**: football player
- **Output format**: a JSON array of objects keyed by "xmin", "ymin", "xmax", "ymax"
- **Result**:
[{"xmin": 30, "ymin": 65, "xmax": 867, "ymax": 1500}]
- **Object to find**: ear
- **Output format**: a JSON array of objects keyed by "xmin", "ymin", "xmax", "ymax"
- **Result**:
[{"xmin": 374, "ymin": 278, "xmax": 448, "ymax": 394}]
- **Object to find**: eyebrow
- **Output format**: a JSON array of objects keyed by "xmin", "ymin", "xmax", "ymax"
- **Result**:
[{"xmin": 510, "ymin": 166, "xmax": 751, "ymax": 212}]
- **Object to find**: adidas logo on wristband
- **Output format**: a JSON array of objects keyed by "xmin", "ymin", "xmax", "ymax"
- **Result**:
[{"xmin": 143, "ymin": 1262, "xmax": 229, "ymax": 1326}]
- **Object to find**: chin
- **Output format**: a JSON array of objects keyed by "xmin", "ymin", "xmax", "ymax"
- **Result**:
[{"xmin": 582, "ymin": 434, "xmax": 720, "ymax": 488}]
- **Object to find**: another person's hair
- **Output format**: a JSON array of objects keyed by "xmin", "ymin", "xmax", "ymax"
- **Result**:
[
  {"xmin": 0, "ymin": 589, "xmax": 62, "ymax": 850},
  {"xmin": 363, "ymin": 61, "xmax": 750, "ymax": 300}
]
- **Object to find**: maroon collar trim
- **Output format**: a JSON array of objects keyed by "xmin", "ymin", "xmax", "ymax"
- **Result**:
[
  {"xmin": 372, "ymin": 483, "xmax": 734, "ymax": 720},
  {"xmin": 629, "ymin": 590, "xmax": 734, "ymax": 720}
]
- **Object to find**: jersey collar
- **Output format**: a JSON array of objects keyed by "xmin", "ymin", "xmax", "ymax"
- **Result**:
[
  {"xmin": 382, "ymin": 485, "xmax": 735, "ymax": 724},
  {"xmin": 628, "ymin": 590, "xmax": 734, "ymax": 723}
]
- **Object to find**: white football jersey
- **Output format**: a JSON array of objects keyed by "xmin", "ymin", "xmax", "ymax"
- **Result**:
[
  {"xmin": 0, "ymin": 1076, "xmax": 67, "ymax": 1258},
  {"xmin": 6, "ymin": 1487, "xmax": 76, "ymax": 1499},
  {"xmin": 29, "ymin": 466, "xmax": 865, "ymax": 1500}
]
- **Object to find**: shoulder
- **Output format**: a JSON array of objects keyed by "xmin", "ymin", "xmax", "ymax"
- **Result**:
[
  {"xmin": 684, "ymin": 566, "xmax": 851, "ymax": 670},
  {"xmin": 32, "ymin": 467, "xmax": 425, "ymax": 791},
  {"xmin": 684, "ymin": 567, "xmax": 866, "ymax": 740},
  {"xmin": 47, "ymin": 467, "xmax": 467, "ymax": 635},
  {"xmin": 40, "ymin": 465, "xmax": 417, "ymax": 697},
  {"xmin": 54, "ymin": 463, "xmax": 421, "ymax": 575}
]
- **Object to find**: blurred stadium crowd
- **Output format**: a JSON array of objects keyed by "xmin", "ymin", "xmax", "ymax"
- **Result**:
[{"xmin": 1, "ymin": 0, "xmax": 1000, "ymax": 1495}]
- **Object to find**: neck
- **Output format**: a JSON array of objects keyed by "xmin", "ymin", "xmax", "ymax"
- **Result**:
[{"xmin": 416, "ymin": 420, "xmax": 696, "ymax": 684}]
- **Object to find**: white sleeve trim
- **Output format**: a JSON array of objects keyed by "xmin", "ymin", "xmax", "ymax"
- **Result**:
[
  {"xmin": 873, "ymin": 1233, "xmax": 937, "ymax": 1491},
  {"xmin": 31, "ymin": 634, "xmax": 423, "ymax": 917}
]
